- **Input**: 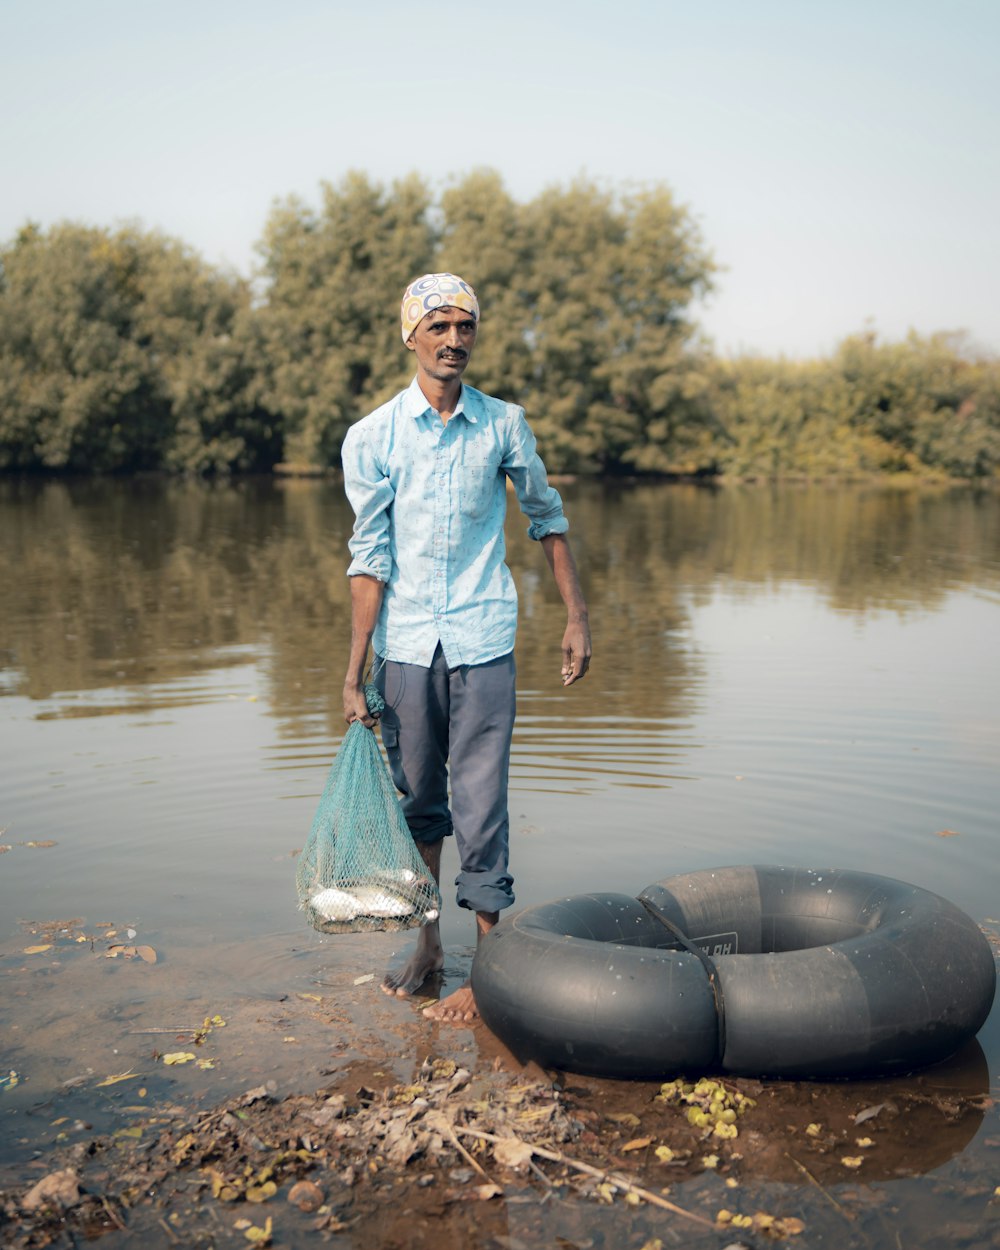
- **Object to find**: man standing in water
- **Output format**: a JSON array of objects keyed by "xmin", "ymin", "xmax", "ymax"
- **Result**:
[{"xmin": 341, "ymin": 273, "xmax": 591, "ymax": 1023}]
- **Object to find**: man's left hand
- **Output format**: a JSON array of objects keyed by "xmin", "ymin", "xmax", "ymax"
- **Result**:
[{"xmin": 561, "ymin": 619, "xmax": 592, "ymax": 686}]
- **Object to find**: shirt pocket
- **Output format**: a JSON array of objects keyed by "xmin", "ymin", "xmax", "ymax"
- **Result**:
[{"xmin": 459, "ymin": 455, "xmax": 502, "ymax": 522}]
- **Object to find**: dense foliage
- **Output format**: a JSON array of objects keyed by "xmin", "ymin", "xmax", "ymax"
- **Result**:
[{"xmin": 2, "ymin": 173, "xmax": 998, "ymax": 480}]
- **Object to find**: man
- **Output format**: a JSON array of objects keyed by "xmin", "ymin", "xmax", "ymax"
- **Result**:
[{"xmin": 341, "ymin": 272, "xmax": 591, "ymax": 1023}]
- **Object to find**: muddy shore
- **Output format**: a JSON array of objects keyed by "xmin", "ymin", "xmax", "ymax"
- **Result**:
[{"xmin": 3, "ymin": 965, "xmax": 999, "ymax": 1250}]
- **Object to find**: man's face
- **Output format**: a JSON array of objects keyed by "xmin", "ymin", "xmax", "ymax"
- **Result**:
[{"xmin": 406, "ymin": 305, "xmax": 477, "ymax": 383}]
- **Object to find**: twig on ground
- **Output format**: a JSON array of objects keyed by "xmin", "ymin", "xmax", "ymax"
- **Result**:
[
  {"xmin": 785, "ymin": 1153, "xmax": 854, "ymax": 1221},
  {"xmin": 454, "ymin": 1125, "xmax": 716, "ymax": 1228}
]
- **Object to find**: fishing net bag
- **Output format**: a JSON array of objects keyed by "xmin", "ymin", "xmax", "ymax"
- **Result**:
[{"xmin": 296, "ymin": 685, "xmax": 441, "ymax": 935}]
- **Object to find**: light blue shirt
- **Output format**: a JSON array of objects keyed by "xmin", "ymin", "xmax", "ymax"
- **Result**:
[{"xmin": 342, "ymin": 377, "xmax": 569, "ymax": 668}]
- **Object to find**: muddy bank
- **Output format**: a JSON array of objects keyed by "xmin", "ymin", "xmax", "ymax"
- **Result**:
[
  {"xmin": 3, "ymin": 1024, "xmax": 998, "ymax": 1250},
  {"xmin": 3, "ymin": 918, "xmax": 1000, "ymax": 1248}
]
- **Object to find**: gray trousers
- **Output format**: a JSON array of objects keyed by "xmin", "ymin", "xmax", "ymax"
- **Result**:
[{"xmin": 375, "ymin": 645, "xmax": 516, "ymax": 915}]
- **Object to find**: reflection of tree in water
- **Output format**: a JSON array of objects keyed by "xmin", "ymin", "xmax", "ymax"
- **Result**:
[{"xmin": 2, "ymin": 480, "xmax": 998, "ymax": 733}]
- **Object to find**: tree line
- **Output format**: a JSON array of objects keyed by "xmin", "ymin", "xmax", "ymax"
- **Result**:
[{"xmin": 2, "ymin": 169, "xmax": 998, "ymax": 480}]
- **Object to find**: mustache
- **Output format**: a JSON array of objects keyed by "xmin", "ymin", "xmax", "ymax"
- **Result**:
[{"xmin": 437, "ymin": 347, "xmax": 467, "ymax": 360}]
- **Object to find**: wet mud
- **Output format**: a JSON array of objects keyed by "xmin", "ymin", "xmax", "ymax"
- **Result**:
[{"xmin": 2, "ymin": 967, "xmax": 999, "ymax": 1250}]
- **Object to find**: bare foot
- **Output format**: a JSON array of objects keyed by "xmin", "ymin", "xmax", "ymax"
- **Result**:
[
  {"xmin": 422, "ymin": 982, "xmax": 478, "ymax": 1024},
  {"xmin": 381, "ymin": 928, "xmax": 444, "ymax": 998}
]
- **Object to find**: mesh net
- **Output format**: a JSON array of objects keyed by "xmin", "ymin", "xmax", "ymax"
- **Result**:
[{"xmin": 295, "ymin": 684, "xmax": 441, "ymax": 934}]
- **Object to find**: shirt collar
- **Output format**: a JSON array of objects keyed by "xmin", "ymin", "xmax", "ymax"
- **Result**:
[{"xmin": 403, "ymin": 376, "xmax": 479, "ymax": 424}]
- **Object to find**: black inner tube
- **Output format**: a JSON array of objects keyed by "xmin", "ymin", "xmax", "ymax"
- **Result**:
[{"xmin": 638, "ymin": 900, "xmax": 727, "ymax": 1066}]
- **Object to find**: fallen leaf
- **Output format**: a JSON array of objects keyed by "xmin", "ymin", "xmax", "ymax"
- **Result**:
[
  {"xmin": 21, "ymin": 1170, "xmax": 80, "ymax": 1211},
  {"xmin": 22, "ymin": 840, "xmax": 57, "ymax": 849},
  {"xmin": 246, "ymin": 1181, "xmax": 278, "ymax": 1203},
  {"xmin": 608, "ymin": 1112, "xmax": 641, "ymax": 1128},
  {"xmin": 353, "ymin": 973, "xmax": 375, "ymax": 985},
  {"xmin": 24, "ymin": 945, "xmax": 53, "ymax": 954},
  {"xmin": 935, "ymin": 829, "xmax": 961, "ymax": 838},
  {"xmin": 702, "ymin": 1154, "xmax": 720, "ymax": 1169},
  {"xmin": 654, "ymin": 1145, "xmax": 675, "ymax": 1162},
  {"xmin": 162, "ymin": 1052, "xmax": 197, "ymax": 1066},
  {"xmin": 96, "ymin": 1072, "xmax": 140, "ymax": 1088},
  {"xmin": 297, "ymin": 993, "xmax": 322, "ymax": 1003},
  {"xmin": 854, "ymin": 1103, "xmax": 888, "ymax": 1125},
  {"xmin": 136, "ymin": 946, "xmax": 157, "ymax": 964},
  {"xmin": 856, "ymin": 1136, "xmax": 875, "ymax": 1148},
  {"xmin": 244, "ymin": 1216, "xmax": 272, "ymax": 1245},
  {"xmin": 114, "ymin": 1126, "xmax": 143, "ymax": 1139},
  {"xmin": 492, "ymin": 1138, "xmax": 534, "ymax": 1170},
  {"xmin": 805, "ymin": 1122, "xmax": 822, "ymax": 1137},
  {"xmin": 841, "ymin": 1156, "xmax": 864, "ymax": 1168},
  {"xmin": 171, "ymin": 1133, "xmax": 197, "ymax": 1164},
  {"xmin": 621, "ymin": 1136, "xmax": 653, "ymax": 1153},
  {"xmin": 0, "ymin": 846, "xmax": 11, "ymax": 854},
  {"xmin": 196, "ymin": 1059, "xmax": 216, "ymax": 1070},
  {"xmin": 472, "ymin": 1183, "xmax": 503, "ymax": 1200}
]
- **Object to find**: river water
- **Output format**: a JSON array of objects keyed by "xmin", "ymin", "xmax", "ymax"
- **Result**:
[{"xmin": 1, "ymin": 478, "xmax": 998, "ymax": 1238}]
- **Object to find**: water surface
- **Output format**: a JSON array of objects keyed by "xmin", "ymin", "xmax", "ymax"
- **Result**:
[{"xmin": 1, "ymin": 479, "xmax": 998, "ymax": 1237}]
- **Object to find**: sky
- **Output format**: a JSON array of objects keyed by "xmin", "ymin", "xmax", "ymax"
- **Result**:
[{"xmin": 2, "ymin": 0, "xmax": 998, "ymax": 359}]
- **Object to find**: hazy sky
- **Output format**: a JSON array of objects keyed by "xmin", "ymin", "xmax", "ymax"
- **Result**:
[{"xmin": 3, "ymin": 0, "xmax": 997, "ymax": 358}]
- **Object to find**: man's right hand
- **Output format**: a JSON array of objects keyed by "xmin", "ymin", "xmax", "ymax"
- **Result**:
[{"xmin": 343, "ymin": 682, "xmax": 379, "ymax": 730}]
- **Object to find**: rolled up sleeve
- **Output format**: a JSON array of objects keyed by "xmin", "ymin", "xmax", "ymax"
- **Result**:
[
  {"xmin": 342, "ymin": 426, "xmax": 394, "ymax": 581},
  {"xmin": 502, "ymin": 406, "xmax": 569, "ymax": 541}
]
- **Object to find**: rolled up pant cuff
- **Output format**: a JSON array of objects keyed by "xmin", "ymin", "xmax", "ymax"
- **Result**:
[{"xmin": 456, "ymin": 870, "xmax": 515, "ymax": 915}]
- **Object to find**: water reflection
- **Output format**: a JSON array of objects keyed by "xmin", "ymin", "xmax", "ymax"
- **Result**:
[{"xmin": 3, "ymin": 478, "xmax": 998, "ymax": 725}]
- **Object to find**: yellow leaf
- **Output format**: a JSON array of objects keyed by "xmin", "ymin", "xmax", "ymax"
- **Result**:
[
  {"xmin": 609, "ymin": 1112, "xmax": 641, "ymax": 1127},
  {"xmin": 782, "ymin": 1217, "xmax": 806, "ymax": 1234},
  {"xmin": 24, "ymin": 945, "xmax": 53, "ymax": 954},
  {"xmin": 621, "ymin": 1136, "xmax": 652, "ymax": 1152},
  {"xmin": 855, "ymin": 1136, "xmax": 875, "ymax": 1148},
  {"xmin": 654, "ymin": 1145, "xmax": 675, "ymax": 1162},
  {"xmin": 805, "ymin": 1122, "xmax": 822, "ymax": 1137},
  {"xmin": 172, "ymin": 1133, "xmax": 197, "ymax": 1164},
  {"xmin": 713, "ymin": 1121, "xmax": 738, "ymax": 1139},
  {"xmin": 702, "ymin": 1154, "xmax": 720, "ymax": 1169},
  {"xmin": 96, "ymin": 1072, "xmax": 140, "ymax": 1088},
  {"xmin": 245, "ymin": 1181, "xmax": 277, "ymax": 1203},
  {"xmin": 841, "ymin": 1156, "xmax": 864, "ymax": 1169},
  {"xmin": 244, "ymin": 1217, "xmax": 273, "ymax": 1245},
  {"xmin": 114, "ymin": 1125, "xmax": 143, "ymax": 1139},
  {"xmin": 596, "ymin": 1182, "xmax": 617, "ymax": 1204},
  {"xmin": 162, "ymin": 1052, "xmax": 196, "ymax": 1065},
  {"xmin": 196, "ymin": 1058, "xmax": 215, "ymax": 1070},
  {"xmin": 297, "ymin": 993, "xmax": 322, "ymax": 1002}
]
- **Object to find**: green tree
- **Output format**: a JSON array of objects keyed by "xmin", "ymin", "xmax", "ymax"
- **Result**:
[
  {"xmin": 255, "ymin": 172, "xmax": 436, "ymax": 467},
  {"xmin": 0, "ymin": 222, "xmax": 275, "ymax": 473}
]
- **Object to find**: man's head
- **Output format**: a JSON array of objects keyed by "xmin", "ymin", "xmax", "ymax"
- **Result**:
[
  {"xmin": 401, "ymin": 273, "xmax": 479, "ymax": 344},
  {"xmin": 401, "ymin": 273, "xmax": 479, "ymax": 384}
]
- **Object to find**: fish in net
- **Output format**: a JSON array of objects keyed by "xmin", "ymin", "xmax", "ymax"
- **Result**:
[{"xmin": 296, "ymin": 684, "xmax": 441, "ymax": 934}]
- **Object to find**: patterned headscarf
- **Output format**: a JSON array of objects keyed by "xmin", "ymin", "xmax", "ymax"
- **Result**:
[{"xmin": 400, "ymin": 273, "xmax": 479, "ymax": 344}]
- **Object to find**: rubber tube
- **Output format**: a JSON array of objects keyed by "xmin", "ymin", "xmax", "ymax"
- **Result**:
[{"xmin": 472, "ymin": 866, "xmax": 997, "ymax": 1080}]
